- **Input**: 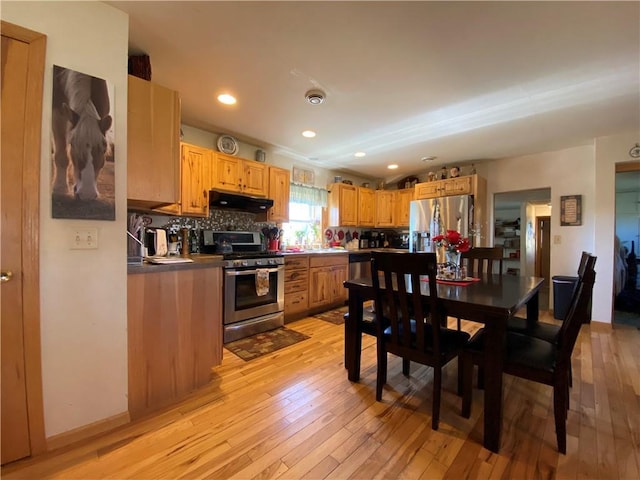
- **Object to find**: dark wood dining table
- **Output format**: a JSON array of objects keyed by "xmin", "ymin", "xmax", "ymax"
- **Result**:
[{"xmin": 343, "ymin": 273, "xmax": 544, "ymax": 453}]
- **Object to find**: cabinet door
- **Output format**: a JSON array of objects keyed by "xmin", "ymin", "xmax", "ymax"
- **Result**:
[
  {"xmin": 268, "ymin": 166, "xmax": 290, "ymax": 222},
  {"xmin": 358, "ymin": 187, "xmax": 375, "ymax": 227},
  {"xmin": 212, "ymin": 153, "xmax": 241, "ymax": 192},
  {"xmin": 242, "ymin": 160, "xmax": 267, "ymax": 197},
  {"xmin": 328, "ymin": 183, "xmax": 358, "ymax": 226},
  {"xmin": 375, "ymin": 190, "xmax": 395, "ymax": 227},
  {"xmin": 415, "ymin": 180, "xmax": 443, "ymax": 199},
  {"xmin": 395, "ymin": 189, "xmax": 414, "ymax": 227},
  {"xmin": 127, "ymin": 75, "xmax": 180, "ymax": 206},
  {"xmin": 308, "ymin": 267, "xmax": 332, "ymax": 308},
  {"xmin": 444, "ymin": 176, "xmax": 472, "ymax": 196},
  {"xmin": 181, "ymin": 144, "xmax": 212, "ymax": 216},
  {"xmin": 331, "ymin": 265, "xmax": 348, "ymax": 303}
]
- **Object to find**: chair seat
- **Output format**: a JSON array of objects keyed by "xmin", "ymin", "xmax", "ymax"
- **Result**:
[
  {"xmin": 467, "ymin": 329, "xmax": 556, "ymax": 373},
  {"xmin": 383, "ymin": 319, "xmax": 470, "ymax": 354},
  {"xmin": 507, "ymin": 316, "xmax": 561, "ymax": 343}
]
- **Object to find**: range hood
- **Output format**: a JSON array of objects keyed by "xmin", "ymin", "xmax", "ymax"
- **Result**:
[{"xmin": 209, "ymin": 190, "xmax": 274, "ymax": 213}]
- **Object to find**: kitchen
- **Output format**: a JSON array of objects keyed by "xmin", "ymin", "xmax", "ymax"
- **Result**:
[{"xmin": 1, "ymin": 1, "xmax": 639, "ymax": 476}]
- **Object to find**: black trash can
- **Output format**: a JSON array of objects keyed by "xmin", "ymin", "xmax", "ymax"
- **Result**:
[{"xmin": 552, "ymin": 275, "xmax": 578, "ymax": 320}]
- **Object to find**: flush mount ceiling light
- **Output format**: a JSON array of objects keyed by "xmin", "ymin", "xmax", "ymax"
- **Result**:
[
  {"xmin": 388, "ymin": 164, "xmax": 399, "ymax": 170},
  {"xmin": 217, "ymin": 93, "xmax": 236, "ymax": 105},
  {"xmin": 354, "ymin": 152, "xmax": 366, "ymax": 158},
  {"xmin": 421, "ymin": 156, "xmax": 437, "ymax": 162},
  {"xmin": 305, "ymin": 89, "xmax": 325, "ymax": 105},
  {"xmin": 302, "ymin": 130, "xmax": 316, "ymax": 138}
]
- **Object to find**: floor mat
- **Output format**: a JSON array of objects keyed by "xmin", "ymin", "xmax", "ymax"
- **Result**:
[
  {"xmin": 312, "ymin": 302, "xmax": 375, "ymax": 325},
  {"xmin": 224, "ymin": 327, "xmax": 310, "ymax": 361}
]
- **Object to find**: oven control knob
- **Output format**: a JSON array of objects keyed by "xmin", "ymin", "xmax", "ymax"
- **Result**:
[
  {"xmin": 256, "ymin": 260, "xmax": 263, "ymax": 266},
  {"xmin": 241, "ymin": 260, "xmax": 248, "ymax": 267},
  {"xmin": 268, "ymin": 259, "xmax": 276, "ymax": 265}
]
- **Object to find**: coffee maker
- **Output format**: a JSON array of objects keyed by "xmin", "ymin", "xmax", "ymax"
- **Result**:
[{"xmin": 359, "ymin": 231, "xmax": 370, "ymax": 249}]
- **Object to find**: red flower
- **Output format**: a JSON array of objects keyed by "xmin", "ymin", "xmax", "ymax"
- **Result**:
[{"xmin": 433, "ymin": 229, "xmax": 470, "ymax": 253}]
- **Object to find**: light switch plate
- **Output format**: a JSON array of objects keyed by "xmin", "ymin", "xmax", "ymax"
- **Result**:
[
  {"xmin": 553, "ymin": 235, "xmax": 561, "ymax": 245},
  {"xmin": 71, "ymin": 227, "xmax": 98, "ymax": 249}
]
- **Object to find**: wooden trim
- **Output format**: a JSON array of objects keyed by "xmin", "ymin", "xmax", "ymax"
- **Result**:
[
  {"xmin": 45, "ymin": 412, "xmax": 130, "ymax": 452},
  {"xmin": 616, "ymin": 160, "xmax": 640, "ymax": 172},
  {"xmin": 1, "ymin": 20, "xmax": 47, "ymax": 456}
]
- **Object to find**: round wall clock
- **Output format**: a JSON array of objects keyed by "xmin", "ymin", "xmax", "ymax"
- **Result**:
[{"xmin": 217, "ymin": 135, "xmax": 239, "ymax": 156}]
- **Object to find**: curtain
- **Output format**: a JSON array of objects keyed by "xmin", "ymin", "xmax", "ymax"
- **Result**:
[{"xmin": 289, "ymin": 183, "xmax": 327, "ymax": 207}]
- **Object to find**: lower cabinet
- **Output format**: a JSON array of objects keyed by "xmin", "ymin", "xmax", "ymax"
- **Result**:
[
  {"xmin": 308, "ymin": 255, "xmax": 348, "ymax": 311},
  {"xmin": 127, "ymin": 266, "xmax": 222, "ymax": 419},
  {"xmin": 284, "ymin": 255, "xmax": 309, "ymax": 321}
]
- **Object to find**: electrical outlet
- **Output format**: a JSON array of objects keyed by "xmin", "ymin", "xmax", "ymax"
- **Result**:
[
  {"xmin": 71, "ymin": 227, "xmax": 98, "ymax": 249},
  {"xmin": 553, "ymin": 235, "xmax": 561, "ymax": 245}
]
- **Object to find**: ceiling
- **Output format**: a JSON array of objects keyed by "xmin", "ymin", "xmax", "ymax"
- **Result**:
[{"xmin": 107, "ymin": 1, "xmax": 640, "ymax": 182}]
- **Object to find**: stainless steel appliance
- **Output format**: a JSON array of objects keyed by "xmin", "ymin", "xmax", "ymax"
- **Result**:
[
  {"xmin": 202, "ymin": 231, "xmax": 284, "ymax": 343},
  {"xmin": 409, "ymin": 195, "xmax": 475, "ymax": 252}
]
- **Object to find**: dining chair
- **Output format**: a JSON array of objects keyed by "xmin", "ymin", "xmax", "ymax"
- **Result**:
[
  {"xmin": 460, "ymin": 246, "xmax": 504, "ymax": 275},
  {"xmin": 507, "ymin": 251, "xmax": 592, "ymax": 342},
  {"xmin": 371, "ymin": 251, "xmax": 470, "ymax": 430},
  {"xmin": 454, "ymin": 247, "xmax": 504, "ymax": 330},
  {"xmin": 460, "ymin": 254, "xmax": 596, "ymax": 454}
]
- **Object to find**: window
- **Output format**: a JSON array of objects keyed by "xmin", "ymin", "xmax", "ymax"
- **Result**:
[{"xmin": 280, "ymin": 184, "xmax": 327, "ymax": 249}]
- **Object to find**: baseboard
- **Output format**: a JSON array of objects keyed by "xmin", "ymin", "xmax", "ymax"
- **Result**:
[
  {"xmin": 46, "ymin": 411, "xmax": 130, "ymax": 452},
  {"xmin": 590, "ymin": 320, "xmax": 613, "ymax": 333}
]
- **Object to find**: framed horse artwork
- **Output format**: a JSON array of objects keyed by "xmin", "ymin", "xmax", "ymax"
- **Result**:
[{"xmin": 51, "ymin": 65, "xmax": 115, "ymax": 220}]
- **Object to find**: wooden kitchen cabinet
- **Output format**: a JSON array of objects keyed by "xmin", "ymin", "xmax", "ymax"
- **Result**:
[
  {"xmin": 395, "ymin": 188, "xmax": 414, "ymax": 227},
  {"xmin": 212, "ymin": 152, "xmax": 268, "ymax": 197},
  {"xmin": 358, "ymin": 187, "xmax": 375, "ymax": 227},
  {"xmin": 308, "ymin": 254, "xmax": 348, "ymax": 311},
  {"xmin": 127, "ymin": 266, "xmax": 222, "ymax": 420},
  {"xmin": 415, "ymin": 174, "xmax": 484, "ymax": 200},
  {"xmin": 127, "ymin": 75, "xmax": 181, "ymax": 208},
  {"xmin": 327, "ymin": 183, "xmax": 358, "ymax": 227},
  {"xmin": 284, "ymin": 255, "xmax": 309, "ymax": 321},
  {"xmin": 268, "ymin": 166, "xmax": 291, "ymax": 223},
  {"xmin": 375, "ymin": 190, "xmax": 396, "ymax": 227},
  {"xmin": 180, "ymin": 143, "xmax": 213, "ymax": 216}
]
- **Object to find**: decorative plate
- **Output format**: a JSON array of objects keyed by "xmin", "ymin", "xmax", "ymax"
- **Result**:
[{"xmin": 217, "ymin": 135, "xmax": 239, "ymax": 156}]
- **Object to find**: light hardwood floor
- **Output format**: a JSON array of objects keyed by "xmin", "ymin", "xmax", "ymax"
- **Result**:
[{"xmin": 2, "ymin": 312, "xmax": 639, "ymax": 479}]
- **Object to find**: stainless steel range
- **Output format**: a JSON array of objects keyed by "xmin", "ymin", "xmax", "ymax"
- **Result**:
[{"xmin": 201, "ymin": 231, "xmax": 284, "ymax": 343}]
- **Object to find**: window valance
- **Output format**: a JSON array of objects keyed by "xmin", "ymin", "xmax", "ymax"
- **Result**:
[{"xmin": 289, "ymin": 183, "xmax": 327, "ymax": 207}]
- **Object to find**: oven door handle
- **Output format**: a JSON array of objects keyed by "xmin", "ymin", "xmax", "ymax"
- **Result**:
[{"xmin": 225, "ymin": 267, "xmax": 282, "ymax": 276}]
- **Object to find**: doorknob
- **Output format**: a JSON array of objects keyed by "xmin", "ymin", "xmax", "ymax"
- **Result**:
[{"xmin": 1, "ymin": 271, "xmax": 13, "ymax": 282}]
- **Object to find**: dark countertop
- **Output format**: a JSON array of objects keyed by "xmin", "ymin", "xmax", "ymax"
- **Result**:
[{"xmin": 127, "ymin": 254, "xmax": 225, "ymax": 274}]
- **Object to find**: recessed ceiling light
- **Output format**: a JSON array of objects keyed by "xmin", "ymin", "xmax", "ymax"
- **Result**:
[
  {"xmin": 217, "ymin": 93, "xmax": 236, "ymax": 105},
  {"xmin": 354, "ymin": 152, "xmax": 366, "ymax": 158},
  {"xmin": 388, "ymin": 164, "xmax": 398, "ymax": 170},
  {"xmin": 302, "ymin": 130, "xmax": 316, "ymax": 138}
]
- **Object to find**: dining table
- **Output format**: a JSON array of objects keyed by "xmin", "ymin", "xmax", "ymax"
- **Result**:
[{"xmin": 343, "ymin": 273, "xmax": 545, "ymax": 453}]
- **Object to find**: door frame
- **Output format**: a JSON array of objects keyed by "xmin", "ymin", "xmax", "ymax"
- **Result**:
[
  {"xmin": 1, "ymin": 20, "xmax": 46, "ymax": 458},
  {"xmin": 535, "ymin": 216, "xmax": 551, "ymax": 280}
]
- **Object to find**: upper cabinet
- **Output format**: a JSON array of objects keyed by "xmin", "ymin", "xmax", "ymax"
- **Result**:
[
  {"xmin": 212, "ymin": 153, "xmax": 268, "ymax": 197},
  {"xmin": 268, "ymin": 166, "xmax": 290, "ymax": 223},
  {"xmin": 374, "ymin": 190, "xmax": 395, "ymax": 227},
  {"xmin": 395, "ymin": 188, "xmax": 414, "ymax": 227},
  {"xmin": 127, "ymin": 75, "xmax": 181, "ymax": 208},
  {"xmin": 415, "ymin": 175, "xmax": 485, "ymax": 200},
  {"xmin": 180, "ymin": 143, "xmax": 213, "ymax": 216},
  {"xmin": 327, "ymin": 183, "xmax": 358, "ymax": 226},
  {"xmin": 358, "ymin": 187, "xmax": 375, "ymax": 227}
]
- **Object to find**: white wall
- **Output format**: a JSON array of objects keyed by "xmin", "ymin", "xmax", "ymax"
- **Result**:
[{"xmin": 3, "ymin": 2, "xmax": 129, "ymax": 437}]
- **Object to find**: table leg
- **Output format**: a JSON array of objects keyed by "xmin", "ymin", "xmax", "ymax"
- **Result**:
[
  {"xmin": 346, "ymin": 290, "xmax": 364, "ymax": 382},
  {"xmin": 482, "ymin": 314, "xmax": 506, "ymax": 453},
  {"xmin": 526, "ymin": 290, "xmax": 540, "ymax": 328}
]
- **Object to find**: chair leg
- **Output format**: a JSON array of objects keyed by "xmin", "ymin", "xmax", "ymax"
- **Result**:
[
  {"xmin": 402, "ymin": 358, "xmax": 410, "ymax": 377},
  {"xmin": 456, "ymin": 317, "xmax": 462, "ymax": 330},
  {"xmin": 461, "ymin": 353, "xmax": 473, "ymax": 418},
  {"xmin": 457, "ymin": 356, "xmax": 463, "ymax": 396},
  {"xmin": 477, "ymin": 365, "xmax": 485, "ymax": 390},
  {"xmin": 569, "ymin": 362, "xmax": 573, "ymax": 388},
  {"xmin": 554, "ymin": 382, "xmax": 567, "ymax": 454},
  {"xmin": 376, "ymin": 348, "xmax": 387, "ymax": 401},
  {"xmin": 432, "ymin": 366, "xmax": 442, "ymax": 430}
]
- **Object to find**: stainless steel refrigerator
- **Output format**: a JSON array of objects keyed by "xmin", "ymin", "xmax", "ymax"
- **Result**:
[{"xmin": 409, "ymin": 195, "xmax": 475, "ymax": 252}]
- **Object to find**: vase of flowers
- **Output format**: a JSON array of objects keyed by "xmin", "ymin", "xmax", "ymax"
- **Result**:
[{"xmin": 432, "ymin": 230, "xmax": 470, "ymax": 278}]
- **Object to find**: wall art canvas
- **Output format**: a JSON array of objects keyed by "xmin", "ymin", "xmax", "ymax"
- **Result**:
[
  {"xmin": 560, "ymin": 195, "xmax": 582, "ymax": 226},
  {"xmin": 51, "ymin": 65, "xmax": 115, "ymax": 220}
]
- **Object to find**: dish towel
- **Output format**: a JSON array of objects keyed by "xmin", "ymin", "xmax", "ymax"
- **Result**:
[{"xmin": 255, "ymin": 269, "xmax": 270, "ymax": 296}]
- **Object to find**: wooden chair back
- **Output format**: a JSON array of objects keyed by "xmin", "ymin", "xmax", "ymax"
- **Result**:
[
  {"xmin": 460, "ymin": 247, "xmax": 504, "ymax": 275},
  {"xmin": 370, "ymin": 251, "xmax": 444, "ymax": 357}
]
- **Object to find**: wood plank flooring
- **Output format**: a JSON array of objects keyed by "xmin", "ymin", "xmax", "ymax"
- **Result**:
[{"xmin": 2, "ymin": 312, "xmax": 639, "ymax": 479}]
